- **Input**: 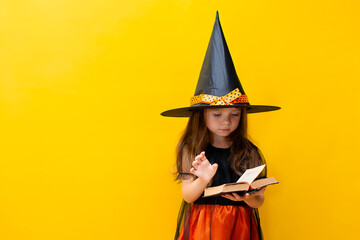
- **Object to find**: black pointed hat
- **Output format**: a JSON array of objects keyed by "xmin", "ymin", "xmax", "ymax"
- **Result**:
[{"xmin": 161, "ymin": 12, "xmax": 280, "ymax": 117}]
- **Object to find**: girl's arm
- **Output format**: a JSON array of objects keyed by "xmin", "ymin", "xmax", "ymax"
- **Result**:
[
  {"xmin": 181, "ymin": 177, "xmax": 209, "ymax": 203},
  {"xmin": 181, "ymin": 151, "xmax": 218, "ymax": 203},
  {"xmin": 222, "ymin": 146, "xmax": 267, "ymax": 208}
]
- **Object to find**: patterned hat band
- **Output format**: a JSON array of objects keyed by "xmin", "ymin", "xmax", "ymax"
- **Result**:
[{"xmin": 190, "ymin": 88, "xmax": 249, "ymax": 106}]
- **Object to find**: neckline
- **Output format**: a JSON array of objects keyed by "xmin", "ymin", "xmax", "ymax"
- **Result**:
[{"xmin": 209, "ymin": 144, "xmax": 231, "ymax": 150}]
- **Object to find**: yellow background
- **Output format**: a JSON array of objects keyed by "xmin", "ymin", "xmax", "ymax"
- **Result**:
[{"xmin": 0, "ymin": 0, "xmax": 359, "ymax": 239}]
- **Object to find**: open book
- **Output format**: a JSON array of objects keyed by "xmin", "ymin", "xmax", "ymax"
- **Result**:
[{"xmin": 203, "ymin": 165, "xmax": 278, "ymax": 198}]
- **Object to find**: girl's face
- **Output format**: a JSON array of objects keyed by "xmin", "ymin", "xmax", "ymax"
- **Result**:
[{"xmin": 204, "ymin": 108, "xmax": 241, "ymax": 139}]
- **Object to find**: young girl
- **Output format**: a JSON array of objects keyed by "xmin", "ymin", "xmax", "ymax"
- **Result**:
[
  {"xmin": 174, "ymin": 107, "xmax": 267, "ymax": 240},
  {"xmin": 161, "ymin": 12, "xmax": 280, "ymax": 240}
]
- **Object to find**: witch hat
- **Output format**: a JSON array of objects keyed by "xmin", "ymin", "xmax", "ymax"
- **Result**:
[{"xmin": 161, "ymin": 12, "xmax": 280, "ymax": 117}]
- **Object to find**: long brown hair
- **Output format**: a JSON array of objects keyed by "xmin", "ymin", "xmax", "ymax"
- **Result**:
[{"xmin": 176, "ymin": 107, "xmax": 263, "ymax": 180}]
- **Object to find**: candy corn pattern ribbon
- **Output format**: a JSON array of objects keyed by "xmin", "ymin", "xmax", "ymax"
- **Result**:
[{"xmin": 190, "ymin": 88, "xmax": 249, "ymax": 106}]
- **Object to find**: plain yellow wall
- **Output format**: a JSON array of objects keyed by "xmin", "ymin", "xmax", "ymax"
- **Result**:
[{"xmin": 0, "ymin": 0, "xmax": 359, "ymax": 239}]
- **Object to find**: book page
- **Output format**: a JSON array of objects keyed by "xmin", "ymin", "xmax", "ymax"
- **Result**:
[{"xmin": 236, "ymin": 164, "xmax": 266, "ymax": 184}]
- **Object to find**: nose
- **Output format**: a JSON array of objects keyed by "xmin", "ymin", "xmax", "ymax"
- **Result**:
[{"xmin": 222, "ymin": 114, "xmax": 231, "ymax": 124}]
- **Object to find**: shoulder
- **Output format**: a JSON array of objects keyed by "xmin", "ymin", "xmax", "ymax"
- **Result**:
[
  {"xmin": 247, "ymin": 141, "xmax": 267, "ymax": 169},
  {"xmin": 249, "ymin": 141, "xmax": 267, "ymax": 177},
  {"xmin": 177, "ymin": 144, "xmax": 194, "ymax": 176},
  {"xmin": 248, "ymin": 141, "xmax": 262, "ymax": 158},
  {"xmin": 248, "ymin": 141, "xmax": 265, "ymax": 156},
  {"xmin": 180, "ymin": 144, "xmax": 190, "ymax": 160},
  {"xmin": 248, "ymin": 140, "xmax": 259, "ymax": 150}
]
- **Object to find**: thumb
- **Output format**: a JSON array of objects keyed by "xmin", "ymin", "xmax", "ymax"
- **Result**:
[{"xmin": 211, "ymin": 163, "xmax": 218, "ymax": 172}]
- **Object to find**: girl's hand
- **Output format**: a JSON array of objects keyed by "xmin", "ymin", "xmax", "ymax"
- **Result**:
[
  {"xmin": 190, "ymin": 151, "xmax": 218, "ymax": 184},
  {"xmin": 222, "ymin": 186, "xmax": 266, "ymax": 202}
]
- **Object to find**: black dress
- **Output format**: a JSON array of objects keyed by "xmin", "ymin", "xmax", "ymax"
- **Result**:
[{"xmin": 175, "ymin": 144, "xmax": 266, "ymax": 240}]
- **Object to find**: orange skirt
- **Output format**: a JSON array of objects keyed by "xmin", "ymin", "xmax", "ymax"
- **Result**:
[{"xmin": 178, "ymin": 204, "xmax": 259, "ymax": 240}]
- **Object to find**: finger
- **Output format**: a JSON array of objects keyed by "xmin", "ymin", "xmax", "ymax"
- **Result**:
[
  {"xmin": 232, "ymin": 192, "xmax": 244, "ymax": 201},
  {"xmin": 211, "ymin": 163, "xmax": 218, "ymax": 172},
  {"xmin": 195, "ymin": 154, "xmax": 202, "ymax": 161},
  {"xmin": 232, "ymin": 192, "xmax": 248, "ymax": 201},
  {"xmin": 222, "ymin": 194, "xmax": 237, "ymax": 201},
  {"xmin": 227, "ymin": 193, "xmax": 239, "ymax": 201},
  {"xmin": 192, "ymin": 160, "xmax": 200, "ymax": 168},
  {"xmin": 190, "ymin": 167, "xmax": 195, "ymax": 174},
  {"xmin": 200, "ymin": 153, "xmax": 208, "ymax": 161},
  {"xmin": 222, "ymin": 195, "xmax": 230, "ymax": 200},
  {"xmin": 197, "ymin": 152, "xmax": 206, "ymax": 162},
  {"xmin": 232, "ymin": 192, "xmax": 240, "ymax": 198}
]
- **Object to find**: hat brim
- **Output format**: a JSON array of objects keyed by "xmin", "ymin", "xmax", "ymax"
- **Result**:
[{"xmin": 161, "ymin": 103, "xmax": 281, "ymax": 117}]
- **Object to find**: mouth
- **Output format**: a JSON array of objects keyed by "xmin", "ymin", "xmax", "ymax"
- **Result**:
[{"xmin": 220, "ymin": 129, "xmax": 230, "ymax": 131}]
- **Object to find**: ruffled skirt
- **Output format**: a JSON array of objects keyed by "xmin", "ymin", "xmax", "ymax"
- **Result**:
[{"xmin": 177, "ymin": 204, "xmax": 259, "ymax": 240}]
